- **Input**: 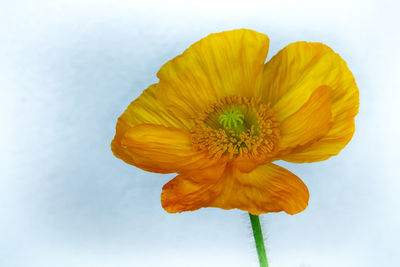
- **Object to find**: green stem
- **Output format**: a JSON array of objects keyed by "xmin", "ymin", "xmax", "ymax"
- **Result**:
[{"xmin": 249, "ymin": 213, "xmax": 268, "ymax": 267}]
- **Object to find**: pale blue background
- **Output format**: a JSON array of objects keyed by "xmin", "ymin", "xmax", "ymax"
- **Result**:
[{"xmin": 1, "ymin": 0, "xmax": 399, "ymax": 266}]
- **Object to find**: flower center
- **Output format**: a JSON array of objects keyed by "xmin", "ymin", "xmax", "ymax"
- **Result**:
[
  {"xmin": 219, "ymin": 110, "xmax": 245, "ymax": 132},
  {"xmin": 191, "ymin": 96, "xmax": 280, "ymax": 160}
]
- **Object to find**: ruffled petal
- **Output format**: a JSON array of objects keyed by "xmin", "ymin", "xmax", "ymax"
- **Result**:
[
  {"xmin": 156, "ymin": 29, "xmax": 270, "ymax": 118},
  {"xmin": 258, "ymin": 42, "xmax": 358, "ymax": 162},
  {"xmin": 161, "ymin": 166, "xmax": 226, "ymax": 213},
  {"xmin": 211, "ymin": 164, "xmax": 309, "ymax": 215},
  {"xmin": 278, "ymin": 85, "xmax": 333, "ymax": 151},
  {"xmin": 111, "ymin": 84, "xmax": 192, "ymax": 166},
  {"xmin": 116, "ymin": 124, "xmax": 225, "ymax": 175},
  {"xmin": 162, "ymin": 163, "xmax": 309, "ymax": 215}
]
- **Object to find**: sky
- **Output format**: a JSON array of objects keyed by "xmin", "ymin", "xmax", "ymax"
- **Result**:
[{"xmin": 1, "ymin": 0, "xmax": 399, "ymax": 266}]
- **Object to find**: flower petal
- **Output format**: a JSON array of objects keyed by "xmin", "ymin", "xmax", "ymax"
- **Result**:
[
  {"xmin": 211, "ymin": 164, "xmax": 309, "ymax": 215},
  {"xmin": 162, "ymin": 163, "xmax": 309, "ymax": 214},
  {"xmin": 278, "ymin": 85, "xmax": 333, "ymax": 151},
  {"xmin": 111, "ymin": 84, "xmax": 192, "ymax": 166},
  {"xmin": 156, "ymin": 29, "xmax": 270, "ymax": 118},
  {"xmin": 258, "ymin": 42, "xmax": 359, "ymax": 162},
  {"xmin": 117, "ymin": 124, "xmax": 225, "ymax": 175},
  {"xmin": 161, "ymin": 167, "xmax": 226, "ymax": 213}
]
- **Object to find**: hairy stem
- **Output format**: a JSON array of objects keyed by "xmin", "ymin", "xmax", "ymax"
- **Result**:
[{"xmin": 249, "ymin": 213, "xmax": 268, "ymax": 267}]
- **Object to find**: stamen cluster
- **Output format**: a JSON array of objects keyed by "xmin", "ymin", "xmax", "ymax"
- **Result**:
[{"xmin": 191, "ymin": 96, "xmax": 280, "ymax": 160}]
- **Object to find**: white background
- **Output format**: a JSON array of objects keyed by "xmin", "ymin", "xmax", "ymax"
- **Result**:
[{"xmin": 1, "ymin": 0, "xmax": 399, "ymax": 266}]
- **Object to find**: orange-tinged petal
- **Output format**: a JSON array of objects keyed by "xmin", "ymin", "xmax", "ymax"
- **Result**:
[
  {"xmin": 211, "ymin": 164, "xmax": 309, "ymax": 215},
  {"xmin": 118, "ymin": 124, "xmax": 225, "ymax": 175},
  {"xmin": 111, "ymin": 84, "xmax": 192, "ymax": 166},
  {"xmin": 257, "ymin": 42, "xmax": 358, "ymax": 162},
  {"xmin": 233, "ymin": 157, "xmax": 262, "ymax": 173},
  {"xmin": 162, "ymin": 163, "xmax": 309, "ymax": 215},
  {"xmin": 278, "ymin": 85, "xmax": 333, "ymax": 151},
  {"xmin": 156, "ymin": 29, "xmax": 270, "ymax": 118},
  {"xmin": 161, "ymin": 166, "xmax": 226, "ymax": 213},
  {"xmin": 280, "ymin": 123, "xmax": 355, "ymax": 162}
]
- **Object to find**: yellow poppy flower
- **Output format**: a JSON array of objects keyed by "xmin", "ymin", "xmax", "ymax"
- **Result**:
[{"xmin": 111, "ymin": 29, "xmax": 359, "ymax": 216}]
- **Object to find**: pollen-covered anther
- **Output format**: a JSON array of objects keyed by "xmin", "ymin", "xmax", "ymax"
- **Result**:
[{"xmin": 191, "ymin": 96, "xmax": 280, "ymax": 160}]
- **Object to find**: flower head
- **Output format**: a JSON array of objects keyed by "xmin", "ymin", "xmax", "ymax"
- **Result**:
[{"xmin": 111, "ymin": 29, "xmax": 359, "ymax": 215}]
